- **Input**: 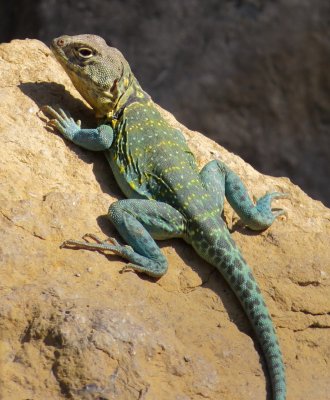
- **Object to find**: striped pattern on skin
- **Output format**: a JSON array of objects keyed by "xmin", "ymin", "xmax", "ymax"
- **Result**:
[{"xmin": 44, "ymin": 34, "xmax": 287, "ymax": 400}]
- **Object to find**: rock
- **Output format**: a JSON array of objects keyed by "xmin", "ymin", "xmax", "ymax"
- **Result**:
[
  {"xmin": 2, "ymin": 1, "xmax": 330, "ymax": 205},
  {"xmin": 0, "ymin": 38, "xmax": 329, "ymax": 400}
]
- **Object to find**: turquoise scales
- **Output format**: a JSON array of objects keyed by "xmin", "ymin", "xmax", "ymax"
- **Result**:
[{"xmin": 43, "ymin": 34, "xmax": 287, "ymax": 399}]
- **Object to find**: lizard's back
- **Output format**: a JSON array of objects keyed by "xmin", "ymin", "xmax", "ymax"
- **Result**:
[{"xmin": 108, "ymin": 99, "xmax": 215, "ymax": 221}]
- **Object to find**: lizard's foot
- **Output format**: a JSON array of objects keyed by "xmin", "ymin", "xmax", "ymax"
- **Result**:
[
  {"xmin": 41, "ymin": 105, "xmax": 81, "ymax": 139},
  {"xmin": 244, "ymin": 192, "xmax": 289, "ymax": 231},
  {"xmin": 60, "ymin": 233, "xmax": 166, "ymax": 277},
  {"xmin": 120, "ymin": 263, "xmax": 145, "ymax": 274},
  {"xmin": 81, "ymin": 233, "xmax": 125, "ymax": 247},
  {"xmin": 60, "ymin": 233, "xmax": 133, "ymax": 257}
]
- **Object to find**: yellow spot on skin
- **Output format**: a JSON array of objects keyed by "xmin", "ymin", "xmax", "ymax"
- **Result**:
[{"xmin": 111, "ymin": 119, "xmax": 119, "ymax": 129}]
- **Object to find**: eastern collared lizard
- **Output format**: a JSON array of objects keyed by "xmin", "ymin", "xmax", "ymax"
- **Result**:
[{"xmin": 43, "ymin": 34, "xmax": 287, "ymax": 400}]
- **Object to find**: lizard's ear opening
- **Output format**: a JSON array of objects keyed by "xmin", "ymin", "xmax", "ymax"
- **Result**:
[{"xmin": 110, "ymin": 79, "xmax": 119, "ymax": 95}]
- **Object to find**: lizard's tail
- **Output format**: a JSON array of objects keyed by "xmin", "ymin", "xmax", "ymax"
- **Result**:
[{"xmin": 191, "ymin": 227, "xmax": 286, "ymax": 400}]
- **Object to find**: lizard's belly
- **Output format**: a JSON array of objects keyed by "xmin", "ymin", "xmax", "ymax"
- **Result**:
[{"xmin": 104, "ymin": 150, "xmax": 153, "ymax": 200}]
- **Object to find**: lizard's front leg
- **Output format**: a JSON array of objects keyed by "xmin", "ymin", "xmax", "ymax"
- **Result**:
[
  {"xmin": 42, "ymin": 106, "xmax": 114, "ymax": 151},
  {"xmin": 62, "ymin": 199, "xmax": 186, "ymax": 278}
]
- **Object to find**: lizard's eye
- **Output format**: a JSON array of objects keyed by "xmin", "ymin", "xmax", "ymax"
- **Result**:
[{"xmin": 77, "ymin": 48, "xmax": 94, "ymax": 59}]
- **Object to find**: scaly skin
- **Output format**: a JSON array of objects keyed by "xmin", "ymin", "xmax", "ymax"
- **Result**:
[{"xmin": 44, "ymin": 34, "xmax": 287, "ymax": 399}]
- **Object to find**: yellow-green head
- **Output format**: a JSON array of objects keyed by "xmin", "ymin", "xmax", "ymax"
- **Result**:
[{"xmin": 51, "ymin": 34, "xmax": 133, "ymax": 117}]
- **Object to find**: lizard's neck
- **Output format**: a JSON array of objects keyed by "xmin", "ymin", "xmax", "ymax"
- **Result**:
[{"xmin": 104, "ymin": 75, "xmax": 150, "ymax": 120}]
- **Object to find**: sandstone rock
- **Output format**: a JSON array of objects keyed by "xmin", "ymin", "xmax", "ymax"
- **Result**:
[{"xmin": 0, "ymin": 39, "xmax": 329, "ymax": 400}]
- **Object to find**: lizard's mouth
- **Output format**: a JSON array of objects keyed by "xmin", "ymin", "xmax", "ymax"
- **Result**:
[{"xmin": 50, "ymin": 37, "xmax": 80, "ymax": 76}]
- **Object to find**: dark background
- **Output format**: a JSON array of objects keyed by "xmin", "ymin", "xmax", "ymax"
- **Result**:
[{"xmin": 2, "ymin": 0, "xmax": 329, "ymax": 206}]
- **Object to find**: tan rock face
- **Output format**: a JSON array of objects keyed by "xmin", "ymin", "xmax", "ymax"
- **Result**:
[
  {"xmin": 0, "ymin": 39, "xmax": 329, "ymax": 400},
  {"xmin": 4, "ymin": 1, "xmax": 330, "ymax": 205}
]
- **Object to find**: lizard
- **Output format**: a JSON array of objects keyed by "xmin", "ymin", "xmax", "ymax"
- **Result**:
[{"xmin": 43, "ymin": 34, "xmax": 287, "ymax": 400}]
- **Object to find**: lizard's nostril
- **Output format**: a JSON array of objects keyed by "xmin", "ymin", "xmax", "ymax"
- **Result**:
[{"xmin": 57, "ymin": 39, "xmax": 65, "ymax": 47}]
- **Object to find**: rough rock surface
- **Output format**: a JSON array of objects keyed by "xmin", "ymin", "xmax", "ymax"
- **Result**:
[
  {"xmin": 2, "ymin": 0, "xmax": 330, "ymax": 206},
  {"xmin": 0, "ymin": 39, "xmax": 329, "ymax": 400}
]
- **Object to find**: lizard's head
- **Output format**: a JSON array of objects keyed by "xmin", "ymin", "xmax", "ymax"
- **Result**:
[{"xmin": 51, "ymin": 34, "xmax": 133, "ymax": 116}]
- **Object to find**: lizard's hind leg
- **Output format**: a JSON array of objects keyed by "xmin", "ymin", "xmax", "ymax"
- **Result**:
[
  {"xmin": 200, "ymin": 159, "xmax": 288, "ymax": 230},
  {"xmin": 62, "ymin": 199, "xmax": 186, "ymax": 278},
  {"xmin": 199, "ymin": 160, "xmax": 226, "ymax": 213}
]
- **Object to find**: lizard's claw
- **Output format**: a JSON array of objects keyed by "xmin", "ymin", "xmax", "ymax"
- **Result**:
[
  {"xmin": 60, "ymin": 234, "xmax": 134, "ymax": 256},
  {"xmin": 120, "ymin": 263, "xmax": 140, "ymax": 274},
  {"xmin": 265, "ymin": 191, "xmax": 290, "ymax": 201},
  {"xmin": 271, "ymin": 208, "xmax": 288, "ymax": 221},
  {"xmin": 41, "ymin": 105, "xmax": 81, "ymax": 139},
  {"xmin": 242, "ymin": 191, "xmax": 289, "ymax": 230},
  {"xmin": 268, "ymin": 192, "xmax": 290, "ymax": 220},
  {"xmin": 81, "ymin": 233, "xmax": 131, "ymax": 249},
  {"xmin": 82, "ymin": 233, "xmax": 108, "ymax": 244}
]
